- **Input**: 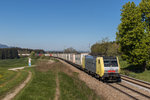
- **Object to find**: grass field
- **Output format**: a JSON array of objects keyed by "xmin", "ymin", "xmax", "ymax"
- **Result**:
[
  {"xmin": 0, "ymin": 58, "xmax": 28, "ymax": 68},
  {"xmin": 14, "ymin": 68, "xmax": 56, "ymax": 100},
  {"xmin": 0, "ymin": 57, "xmax": 38, "ymax": 68},
  {"xmin": 119, "ymin": 57, "xmax": 150, "ymax": 82},
  {"xmin": 15, "ymin": 60, "xmax": 101, "ymax": 100},
  {"xmin": 0, "ymin": 70, "xmax": 28, "ymax": 99},
  {"xmin": 0, "ymin": 57, "xmax": 39, "ymax": 99}
]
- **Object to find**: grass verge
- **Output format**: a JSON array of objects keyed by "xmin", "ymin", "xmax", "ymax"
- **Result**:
[
  {"xmin": 0, "ymin": 68, "xmax": 16, "ymax": 85},
  {"xmin": 59, "ymin": 72, "xmax": 100, "ymax": 100},
  {"xmin": 14, "ymin": 67, "xmax": 56, "ymax": 100},
  {"xmin": 49, "ymin": 60, "xmax": 101, "ymax": 100},
  {"xmin": 119, "ymin": 57, "xmax": 150, "ymax": 82},
  {"xmin": 0, "ymin": 70, "xmax": 28, "ymax": 99}
]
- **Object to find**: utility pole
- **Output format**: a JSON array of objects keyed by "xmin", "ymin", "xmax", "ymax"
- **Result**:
[{"xmin": 89, "ymin": 43, "xmax": 91, "ymax": 53}]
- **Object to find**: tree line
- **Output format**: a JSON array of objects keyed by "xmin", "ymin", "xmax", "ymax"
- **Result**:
[
  {"xmin": 17, "ymin": 48, "xmax": 45, "ymax": 54},
  {"xmin": 0, "ymin": 48, "xmax": 45, "ymax": 59},
  {"xmin": 0, "ymin": 48, "xmax": 19, "ymax": 59}
]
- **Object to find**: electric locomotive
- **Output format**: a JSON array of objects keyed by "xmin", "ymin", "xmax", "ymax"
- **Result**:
[{"xmin": 82, "ymin": 55, "xmax": 121, "ymax": 82}]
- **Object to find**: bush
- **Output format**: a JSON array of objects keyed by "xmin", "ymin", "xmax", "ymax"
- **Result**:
[{"xmin": 30, "ymin": 51, "xmax": 35, "ymax": 59}]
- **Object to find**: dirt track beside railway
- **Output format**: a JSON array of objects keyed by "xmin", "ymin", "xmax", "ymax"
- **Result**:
[
  {"xmin": 58, "ymin": 59, "xmax": 134, "ymax": 100},
  {"xmin": 2, "ymin": 71, "xmax": 32, "ymax": 100}
]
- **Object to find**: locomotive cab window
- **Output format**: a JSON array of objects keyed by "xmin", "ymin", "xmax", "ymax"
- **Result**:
[{"xmin": 104, "ymin": 59, "xmax": 118, "ymax": 67}]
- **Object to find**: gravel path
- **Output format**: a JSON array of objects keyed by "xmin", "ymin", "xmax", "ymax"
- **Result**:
[
  {"xmin": 2, "ymin": 71, "xmax": 32, "ymax": 100},
  {"xmin": 58, "ymin": 59, "xmax": 134, "ymax": 100},
  {"xmin": 8, "ymin": 65, "xmax": 35, "ymax": 71}
]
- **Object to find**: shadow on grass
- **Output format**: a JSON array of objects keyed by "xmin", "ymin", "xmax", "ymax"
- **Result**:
[{"xmin": 122, "ymin": 64, "xmax": 145, "ymax": 74}]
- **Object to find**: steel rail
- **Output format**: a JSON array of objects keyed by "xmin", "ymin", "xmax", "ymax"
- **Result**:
[
  {"xmin": 121, "ymin": 77, "xmax": 150, "ymax": 90},
  {"xmin": 117, "ymin": 83, "xmax": 150, "ymax": 99},
  {"xmin": 121, "ymin": 74, "xmax": 150, "ymax": 86},
  {"xmin": 107, "ymin": 83, "xmax": 138, "ymax": 100}
]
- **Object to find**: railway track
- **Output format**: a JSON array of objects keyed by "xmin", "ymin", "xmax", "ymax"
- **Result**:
[
  {"xmin": 121, "ymin": 74, "xmax": 150, "ymax": 90},
  {"xmin": 56, "ymin": 57, "xmax": 150, "ymax": 100},
  {"xmin": 117, "ymin": 75, "xmax": 150, "ymax": 100},
  {"xmin": 107, "ymin": 74, "xmax": 150, "ymax": 100},
  {"xmin": 107, "ymin": 83, "xmax": 138, "ymax": 100},
  {"xmin": 108, "ymin": 82, "xmax": 150, "ymax": 100},
  {"xmin": 109, "ymin": 75, "xmax": 150, "ymax": 100}
]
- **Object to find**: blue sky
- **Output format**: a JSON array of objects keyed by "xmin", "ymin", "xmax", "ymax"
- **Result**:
[{"xmin": 0, "ymin": 0, "xmax": 141, "ymax": 51}]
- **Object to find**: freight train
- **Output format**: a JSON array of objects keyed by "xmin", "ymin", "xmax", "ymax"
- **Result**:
[{"xmin": 50, "ymin": 53, "xmax": 121, "ymax": 82}]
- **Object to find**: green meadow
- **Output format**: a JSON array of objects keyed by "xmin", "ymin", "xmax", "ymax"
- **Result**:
[
  {"xmin": 0, "ymin": 57, "xmax": 30, "ymax": 99},
  {"xmin": 14, "ymin": 59, "xmax": 101, "ymax": 100}
]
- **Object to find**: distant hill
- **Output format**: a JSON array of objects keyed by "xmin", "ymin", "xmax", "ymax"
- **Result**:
[{"xmin": 0, "ymin": 43, "xmax": 9, "ymax": 48}]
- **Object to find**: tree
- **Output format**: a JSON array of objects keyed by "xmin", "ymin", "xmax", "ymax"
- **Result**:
[
  {"xmin": 116, "ymin": 1, "xmax": 150, "ymax": 70},
  {"xmin": 139, "ymin": 0, "xmax": 150, "ymax": 69},
  {"xmin": 91, "ymin": 38, "xmax": 109, "ymax": 56},
  {"xmin": 107, "ymin": 42, "xmax": 119, "ymax": 56},
  {"xmin": 91, "ymin": 38, "xmax": 119, "ymax": 56},
  {"xmin": 0, "ymin": 50, "xmax": 2, "ymax": 59},
  {"xmin": 64, "ymin": 47, "xmax": 77, "ymax": 53},
  {"xmin": 140, "ymin": 0, "xmax": 150, "ymax": 29}
]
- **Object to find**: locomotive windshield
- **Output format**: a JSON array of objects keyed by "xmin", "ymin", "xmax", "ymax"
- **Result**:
[{"xmin": 104, "ymin": 58, "xmax": 118, "ymax": 67}]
